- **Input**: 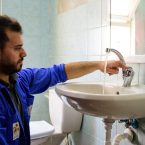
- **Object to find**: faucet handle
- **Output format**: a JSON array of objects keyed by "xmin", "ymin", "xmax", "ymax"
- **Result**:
[
  {"xmin": 122, "ymin": 67, "xmax": 134, "ymax": 87},
  {"xmin": 123, "ymin": 67, "xmax": 134, "ymax": 77}
]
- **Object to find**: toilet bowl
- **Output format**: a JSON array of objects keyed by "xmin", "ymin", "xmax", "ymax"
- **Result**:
[
  {"xmin": 30, "ymin": 120, "xmax": 54, "ymax": 145},
  {"xmin": 30, "ymin": 89, "xmax": 82, "ymax": 145}
]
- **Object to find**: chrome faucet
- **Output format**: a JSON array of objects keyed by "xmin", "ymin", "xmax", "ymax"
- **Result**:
[{"xmin": 106, "ymin": 48, "xmax": 134, "ymax": 87}]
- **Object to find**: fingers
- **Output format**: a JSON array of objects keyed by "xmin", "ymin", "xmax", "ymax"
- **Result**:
[
  {"xmin": 115, "ymin": 60, "xmax": 128, "ymax": 69},
  {"xmin": 101, "ymin": 60, "xmax": 128, "ymax": 75},
  {"xmin": 106, "ymin": 67, "xmax": 119, "ymax": 75},
  {"xmin": 108, "ymin": 60, "xmax": 127, "ymax": 69},
  {"xmin": 106, "ymin": 60, "xmax": 127, "ymax": 75}
]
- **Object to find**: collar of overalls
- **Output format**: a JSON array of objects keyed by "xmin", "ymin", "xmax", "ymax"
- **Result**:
[{"xmin": 0, "ymin": 73, "xmax": 18, "ymax": 89}]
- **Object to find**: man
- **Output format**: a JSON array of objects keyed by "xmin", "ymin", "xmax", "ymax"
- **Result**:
[{"xmin": 0, "ymin": 15, "xmax": 126, "ymax": 145}]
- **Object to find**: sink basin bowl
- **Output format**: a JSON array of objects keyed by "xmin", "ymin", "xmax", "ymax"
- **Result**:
[{"xmin": 55, "ymin": 82, "xmax": 145, "ymax": 119}]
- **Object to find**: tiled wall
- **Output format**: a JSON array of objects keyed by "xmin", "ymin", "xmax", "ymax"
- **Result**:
[
  {"xmin": 52, "ymin": 0, "xmax": 145, "ymax": 145},
  {"xmin": 3, "ymin": 0, "xmax": 145, "ymax": 145}
]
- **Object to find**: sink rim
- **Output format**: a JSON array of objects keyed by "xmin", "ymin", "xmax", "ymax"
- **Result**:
[
  {"xmin": 55, "ymin": 82, "xmax": 145, "ymax": 119},
  {"xmin": 55, "ymin": 82, "xmax": 145, "ymax": 101}
]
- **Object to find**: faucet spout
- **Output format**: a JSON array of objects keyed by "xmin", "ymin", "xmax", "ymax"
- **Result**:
[
  {"xmin": 106, "ymin": 48, "xmax": 126, "ymax": 65},
  {"xmin": 105, "ymin": 48, "xmax": 134, "ymax": 87}
]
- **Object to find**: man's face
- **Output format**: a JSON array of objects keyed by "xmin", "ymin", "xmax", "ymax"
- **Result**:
[{"xmin": 0, "ymin": 29, "xmax": 27, "ymax": 75}]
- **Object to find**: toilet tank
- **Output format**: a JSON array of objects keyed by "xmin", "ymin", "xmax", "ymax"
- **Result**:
[{"xmin": 48, "ymin": 89, "xmax": 83, "ymax": 133}]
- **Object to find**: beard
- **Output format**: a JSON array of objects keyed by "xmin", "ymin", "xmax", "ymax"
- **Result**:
[{"xmin": 0, "ymin": 58, "xmax": 23, "ymax": 75}]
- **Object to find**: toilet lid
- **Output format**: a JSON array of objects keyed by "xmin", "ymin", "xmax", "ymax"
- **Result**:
[{"xmin": 30, "ymin": 120, "xmax": 55, "ymax": 139}]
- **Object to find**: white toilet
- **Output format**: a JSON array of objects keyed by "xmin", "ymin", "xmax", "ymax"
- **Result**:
[{"xmin": 30, "ymin": 89, "xmax": 83, "ymax": 145}]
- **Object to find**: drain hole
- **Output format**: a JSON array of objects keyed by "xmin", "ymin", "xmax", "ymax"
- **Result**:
[{"xmin": 116, "ymin": 91, "xmax": 120, "ymax": 95}]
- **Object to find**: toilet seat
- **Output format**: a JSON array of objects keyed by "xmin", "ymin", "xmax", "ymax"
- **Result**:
[{"xmin": 30, "ymin": 120, "xmax": 55, "ymax": 140}]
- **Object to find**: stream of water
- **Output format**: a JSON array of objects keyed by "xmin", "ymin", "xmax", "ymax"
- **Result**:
[{"xmin": 102, "ymin": 53, "xmax": 109, "ymax": 94}]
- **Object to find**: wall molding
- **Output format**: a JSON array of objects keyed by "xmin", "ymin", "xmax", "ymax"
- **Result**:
[
  {"xmin": 124, "ymin": 55, "xmax": 145, "ymax": 63},
  {"xmin": 57, "ymin": 0, "xmax": 88, "ymax": 14}
]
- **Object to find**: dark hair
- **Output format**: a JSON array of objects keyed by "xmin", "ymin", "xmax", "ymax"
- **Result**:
[{"xmin": 0, "ymin": 15, "xmax": 22, "ymax": 49}]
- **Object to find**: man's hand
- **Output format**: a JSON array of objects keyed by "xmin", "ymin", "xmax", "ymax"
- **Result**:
[{"xmin": 99, "ymin": 60, "xmax": 127, "ymax": 75}]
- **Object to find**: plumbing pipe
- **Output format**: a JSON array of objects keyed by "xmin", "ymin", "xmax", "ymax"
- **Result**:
[
  {"xmin": 103, "ymin": 119, "xmax": 115, "ymax": 145},
  {"xmin": 112, "ymin": 128, "xmax": 134, "ymax": 145}
]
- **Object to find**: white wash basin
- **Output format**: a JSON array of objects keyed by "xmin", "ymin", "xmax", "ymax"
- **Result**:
[{"xmin": 55, "ymin": 82, "xmax": 145, "ymax": 119}]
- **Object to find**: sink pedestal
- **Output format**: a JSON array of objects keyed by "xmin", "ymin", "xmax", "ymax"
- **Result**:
[{"xmin": 103, "ymin": 119, "xmax": 115, "ymax": 145}]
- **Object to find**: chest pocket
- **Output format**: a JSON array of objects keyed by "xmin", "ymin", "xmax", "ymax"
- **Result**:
[{"xmin": 7, "ymin": 112, "xmax": 20, "ymax": 144}]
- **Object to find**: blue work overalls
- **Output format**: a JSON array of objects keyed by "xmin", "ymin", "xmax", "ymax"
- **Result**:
[{"xmin": 0, "ymin": 64, "xmax": 67, "ymax": 145}]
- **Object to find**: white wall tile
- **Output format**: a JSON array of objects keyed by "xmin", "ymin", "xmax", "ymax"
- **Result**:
[
  {"xmin": 139, "ymin": 64, "xmax": 145, "ymax": 84},
  {"xmin": 101, "ymin": 0, "xmax": 109, "ymax": 26},
  {"xmin": 87, "ymin": 28, "xmax": 102, "ymax": 55},
  {"xmin": 87, "ymin": 0, "xmax": 101, "ymax": 28}
]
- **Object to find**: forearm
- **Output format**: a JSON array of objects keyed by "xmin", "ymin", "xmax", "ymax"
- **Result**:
[{"xmin": 64, "ymin": 61, "xmax": 103, "ymax": 80}]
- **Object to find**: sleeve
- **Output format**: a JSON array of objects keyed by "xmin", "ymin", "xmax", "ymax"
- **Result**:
[{"xmin": 18, "ymin": 64, "xmax": 68, "ymax": 94}]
